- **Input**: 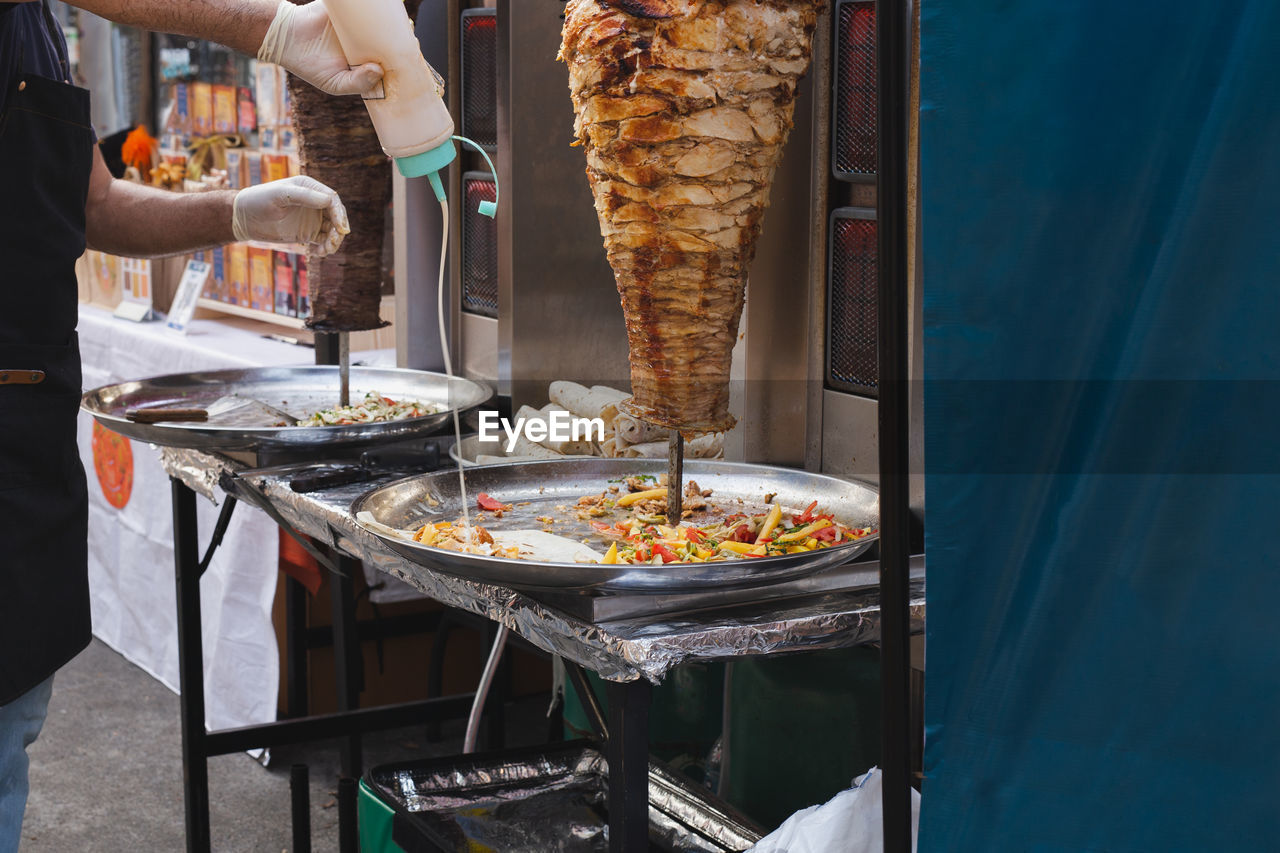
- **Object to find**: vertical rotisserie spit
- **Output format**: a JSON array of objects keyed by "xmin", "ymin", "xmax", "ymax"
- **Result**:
[
  {"xmin": 287, "ymin": 0, "xmax": 426, "ymax": 332},
  {"xmin": 559, "ymin": 0, "xmax": 822, "ymax": 434}
]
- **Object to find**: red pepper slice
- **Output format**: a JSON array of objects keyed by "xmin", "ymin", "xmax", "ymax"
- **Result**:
[
  {"xmin": 634, "ymin": 547, "xmax": 650, "ymax": 562},
  {"xmin": 651, "ymin": 542, "xmax": 680, "ymax": 564},
  {"xmin": 685, "ymin": 528, "xmax": 707, "ymax": 544},
  {"xmin": 792, "ymin": 500, "xmax": 819, "ymax": 525},
  {"xmin": 812, "ymin": 525, "xmax": 839, "ymax": 542},
  {"xmin": 731, "ymin": 524, "xmax": 754, "ymax": 543},
  {"xmin": 476, "ymin": 492, "xmax": 506, "ymax": 511}
]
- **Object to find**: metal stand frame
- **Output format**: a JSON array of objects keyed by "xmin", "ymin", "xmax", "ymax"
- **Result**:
[
  {"xmin": 876, "ymin": 0, "xmax": 915, "ymax": 848},
  {"xmin": 169, "ymin": 479, "xmax": 479, "ymax": 853}
]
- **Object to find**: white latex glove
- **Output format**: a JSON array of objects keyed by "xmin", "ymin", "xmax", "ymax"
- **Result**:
[
  {"xmin": 257, "ymin": 1, "xmax": 383, "ymax": 96},
  {"xmin": 232, "ymin": 176, "xmax": 350, "ymax": 256}
]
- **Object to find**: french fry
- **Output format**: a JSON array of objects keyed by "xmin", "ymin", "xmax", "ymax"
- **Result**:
[
  {"xmin": 776, "ymin": 518, "xmax": 832, "ymax": 543},
  {"xmin": 755, "ymin": 504, "xmax": 783, "ymax": 543},
  {"xmin": 617, "ymin": 487, "xmax": 667, "ymax": 507},
  {"xmin": 717, "ymin": 541, "xmax": 756, "ymax": 555}
]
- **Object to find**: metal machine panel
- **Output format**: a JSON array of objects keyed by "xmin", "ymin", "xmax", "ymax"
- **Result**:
[
  {"xmin": 495, "ymin": 0, "xmax": 630, "ymax": 404},
  {"xmin": 826, "ymin": 207, "xmax": 879, "ymax": 397},
  {"xmin": 394, "ymin": 0, "xmax": 452, "ymax": 372},
  {"xmin": 461, "ymin": 171, "xmax": 498, "ymax": 319},
  {"xmin": 820, "ymin": 389, "xmax": 879, "ymax": 483},
  {"xmin": 460, "ymin": 9, "xmax": 497, "ymax": 150},
  {"xmin": 832, "ymin": 0, "xmax": 877, "ymax": 181}
]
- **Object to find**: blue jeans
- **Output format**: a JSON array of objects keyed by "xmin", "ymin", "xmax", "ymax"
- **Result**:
[{"xmin": 0, "ymin": 677, "xmax": 53, "ymax": 853}]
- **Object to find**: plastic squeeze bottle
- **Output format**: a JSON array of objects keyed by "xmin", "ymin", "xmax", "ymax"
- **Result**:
[{"xmin": 319, "ymin": 0, "xmax": 456, "ymax": 198}]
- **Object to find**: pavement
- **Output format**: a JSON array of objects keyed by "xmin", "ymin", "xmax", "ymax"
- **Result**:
[{"xmin": 20, "ymin": 638, "xmax": 549, "ymax": 852}]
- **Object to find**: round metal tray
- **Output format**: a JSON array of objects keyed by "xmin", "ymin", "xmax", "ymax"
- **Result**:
[
  {"xmin": 352, "ymin": 458, "xmax": 879, "ymax": 592},
  {"xmin": 81, "ymin": 366, "xmax": 491, "ymax": 451}
]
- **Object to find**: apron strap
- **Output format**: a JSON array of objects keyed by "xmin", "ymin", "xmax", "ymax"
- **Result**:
[{"xmin": 37, "ymin": 0, "xmax": 70, "ymax": 80}]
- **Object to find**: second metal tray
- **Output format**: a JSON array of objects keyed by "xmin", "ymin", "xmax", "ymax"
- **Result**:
[
  {"xmin": 81, "ymin": 366, "xmax": 491, "ymax": 451},
  {"xmin": 352, "ymin": 458, "xmax": 879, "ymax": 592}
]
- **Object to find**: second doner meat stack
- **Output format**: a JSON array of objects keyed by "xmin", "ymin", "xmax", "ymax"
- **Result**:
[{"xmin": 560, "ymin": 0, "xmax": 821, "ymax": 434}]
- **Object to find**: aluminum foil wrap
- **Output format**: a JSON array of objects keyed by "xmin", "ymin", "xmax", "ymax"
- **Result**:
[
  {"xmin": 367, "ymin": 743, "xmax": 762, "ymax": 852},
  {"xmin": 158, "ymin": 449, "xmax": 925, "ymax": 683},
  {"xmin": 159, "ymin": 447, "xmax": 226, "ymax": 503}
]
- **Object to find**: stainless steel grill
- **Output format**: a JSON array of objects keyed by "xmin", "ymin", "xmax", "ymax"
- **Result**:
[
  {"xmin": 462, "ymin": 172, "xmax": 499, "ymax": 318},
  {"xmin": 461, "ymin": 9, "xmax": 497, "ymax": 150},
  {"xmin": 833, "ymin": 0, "xmax": 877, "ymax": 181},
  {"xmin": 827, "ymin": 207, "xmax": 878, "ymax": 396}
]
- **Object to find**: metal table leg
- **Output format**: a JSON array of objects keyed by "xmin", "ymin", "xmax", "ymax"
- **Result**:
[
  {"xmin": 606, "ymin": 679, "xmax": 652, "ymax": 853},
  {"xmin": 285, "ymin": 575, "xmax": 309, "ymax": 717},
  {"xmin": 330, "ymin": 553, "xmax": 364, "ymax": 777},
  {"xmin": 172, "ymin": 478, "xmax": 211, "ymax": 853},
  {"xmin": 485, "ymin": 621, "xmax": 508, "ymax": 750}
]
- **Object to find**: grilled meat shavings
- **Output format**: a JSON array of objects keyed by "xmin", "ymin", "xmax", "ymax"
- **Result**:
[{"xmin": 561, "ymin": 0, "xmax": 822, "ymax": 431}]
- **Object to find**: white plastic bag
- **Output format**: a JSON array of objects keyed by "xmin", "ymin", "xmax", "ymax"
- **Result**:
[{"xmin": 747, "ymin": 767, "xmax": 919, "ymax": 853}]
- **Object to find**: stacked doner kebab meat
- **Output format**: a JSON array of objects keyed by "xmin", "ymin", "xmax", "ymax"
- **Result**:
[{"xmin": 559, "ymin": 0, "xmax": 822, "ymax": 434}]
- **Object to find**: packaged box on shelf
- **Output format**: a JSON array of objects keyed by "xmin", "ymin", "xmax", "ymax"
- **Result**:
[
  {"xmin": 192, "ymin": 251, "xmax": 209, "ymax": 297},
  {"xmin": 260, "ymin": 125, "xmax": 276, "ymax": 150},
  {"xmin": 212, "ymin": 84, "xmax": 236, "ymax": 134},
  {"xmin": 296, "ymin": 255, "xmax": 309, "ymax": 317},
  {"xmin": 210, "ymin": 247, "xmax": 227, "ymax": 301},
  {"xmin": 226, "ymin": 243, "xmax": 249, "ymax": 306},
  {"xmin": 248, "ymin": 246, "xmax": 273, "ymax": 311},
  {"xmin": 190, "ymin": 82, "xmax": 213, "ymax": 136},
  {"xmin": 169, "ymin": 82, "xmax": 190, "ymax": 135},
  {"xmin": 262, "ymin": 152, "xmax": 290, "ymax": 183},
  {"xmin": 120, "ymin": 258, "xmax": 151, "ymax": 304},
  {"xmin": 224, "ymin": 149, "xmax": 244, "ymax": 189},
  {"xmin": 277, "ymin": 125, "xmax": 296, "ymax": 152},
  {"xmin": 255, "ymin": 62, "xmax": 280, "ymax": 127},
  {"xmin": 245, "ymin": 151, "xmax": 263, "ymax": 186},
  {"xmin": 78, "ymin": 249, "xmax": 121, "ymax": 309},
  {"xmin": 278, "ymin": 69, "xmax": 293, "ymax": 124},
  {"xmin": 237, "ymin": 86, "xmax": 257, "ymax": 135},
  {"xmin": 273, "ymin": 252, "xmax": 297, "ymax": 316}
]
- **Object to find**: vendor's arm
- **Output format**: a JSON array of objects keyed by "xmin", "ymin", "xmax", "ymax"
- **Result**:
[
  {"xmin": 85, "ymin": 146, "xmax": 349, "ymax": 258},
  {"xmin": 65, "ymin": 0, "xmax": 381, "ymax": 95}
]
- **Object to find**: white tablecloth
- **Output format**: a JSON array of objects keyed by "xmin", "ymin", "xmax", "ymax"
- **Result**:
[{"xmin": 76, "ymin": 305, "xmax": 312, "ymax": 733}]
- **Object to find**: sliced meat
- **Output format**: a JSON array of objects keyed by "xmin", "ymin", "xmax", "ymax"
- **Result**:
[{"xmin": 560, "ymin": 0, "xmax": 821, "ymax": 432}]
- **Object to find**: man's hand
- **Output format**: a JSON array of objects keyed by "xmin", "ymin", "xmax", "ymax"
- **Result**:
[
  {"xmin": 257, "ymin": 1, "xmax": 383, "ymax": 96},
  {"xmin": 232, "ymin": 176, "xmax": 350, "ymax": 256}
]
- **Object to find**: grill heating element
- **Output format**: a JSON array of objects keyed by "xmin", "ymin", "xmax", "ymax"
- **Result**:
[
  {"xmin": 461, "ymin": 9, "xmax": 497, "ymax": 150},
  {"xmin": 462, "ymin": 172, "xmax": 498, "ymax": 318},
  {"xmin": 833, "ymin": 0, "xmax": 877, "ymax": 180},
  {"xmin": 827, "ymin": 207, "xmax": 878, "ymax": 396}
]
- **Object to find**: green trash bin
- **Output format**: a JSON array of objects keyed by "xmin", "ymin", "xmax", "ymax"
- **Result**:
[
  {"xmin": 720, "ymin": 646, "xmax": 882, "ymax": 830},
  {"xmin": 358, "ymin": 777, "xmax": 401, "ymax": 853},
  {"xmin": 563, "ymin": 661, "xmax": 725, "ymax": 786}
]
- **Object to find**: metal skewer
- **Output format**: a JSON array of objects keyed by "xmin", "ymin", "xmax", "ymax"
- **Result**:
[
  {"xmin": 338, "ymin": 332, "xmax": 350, "ymax": 407},
  {"xmin": 667, "ymin": 429, "xmax": 683, "ymax": 521}
]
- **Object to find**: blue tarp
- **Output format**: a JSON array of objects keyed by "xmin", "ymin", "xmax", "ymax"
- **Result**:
[{"xmin": 919, "ymin": 2, "xmax": 1280, "ymax": 849}]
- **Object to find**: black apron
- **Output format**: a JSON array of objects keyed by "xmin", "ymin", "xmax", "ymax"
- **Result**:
[{"xmin": 0, "ymin": 1, "xmax": 94, "ymax": 705}]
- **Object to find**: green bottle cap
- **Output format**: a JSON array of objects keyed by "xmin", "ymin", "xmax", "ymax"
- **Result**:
[{"xmin": 395, "ymin": 139, "xmax": 457, "ymax": 179}]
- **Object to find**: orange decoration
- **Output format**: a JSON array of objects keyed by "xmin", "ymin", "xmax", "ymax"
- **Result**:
[
  {"xmin": 91, "ymin": 421, "xmax": 134, "ymax": 510},
  {"xmin": 120, "ymin": 125, "xmax": 159, "ymax": 173}
]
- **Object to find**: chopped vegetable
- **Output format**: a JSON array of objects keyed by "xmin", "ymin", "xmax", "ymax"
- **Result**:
[
  {"xmin": 301, "ymin": 391, "xmax": 439, "ymax": 427},
  {"xmin": 616, "ymin": 487, "xmax": 667, "ymax": 507},
  {"xmin": 755, "ymin": 504, "xmax": 783, "ymax": 543},
  {"xmin": 477, "ymin": 492, "xmax": 510, "ymax": 512},
  {"xmin": 584, "ymin": 493, "xmax": 876, "ymax": 566}
]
